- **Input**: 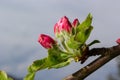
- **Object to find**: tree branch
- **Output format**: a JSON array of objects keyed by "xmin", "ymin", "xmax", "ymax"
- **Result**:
[{"xmin": 63, "ymin": 45, "xmax": 120, "ymax": 80}]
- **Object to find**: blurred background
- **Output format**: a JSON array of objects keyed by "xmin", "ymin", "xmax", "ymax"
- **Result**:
[{"xmin": 0, "ymin": 0, "xmax": 120, "ymax": 80}]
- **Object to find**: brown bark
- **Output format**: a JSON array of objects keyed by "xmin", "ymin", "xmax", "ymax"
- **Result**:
[{"xmin": 63, "ymin": 45, "xmax": 120, "ymax": 80}]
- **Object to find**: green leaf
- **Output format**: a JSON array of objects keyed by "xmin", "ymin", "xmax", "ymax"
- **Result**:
[
  {"xmin": 77, "ymin": 13, "xmax": 92, "ymax": 32},
  {"xmin": 47, "ymin": 47, "xmax": 72, "ymax": 69},
  {"xmin": 75, "ymin": 25, "xmax": 93, "ymax": 44},
  {"xmin": 88, "ymin": 40, "xmax": 100, "ymax": 46},
  {"xmin": 84, "ymin": 13, "xmax": 92, "ymax": 27},
  {"xmin": 66, "ymin": 36, "xmax": 81, "ymax": 49},
  {"xmin": 28, "ymin": 58, "xmax": 48, "ymax": 72},
  {"xmin": 24, "ymin": 58, "xmax": 48, "ymax": 80},
  {"xmin": 25, "ymin": 47, "xmax": 72, "ymax": 80},
  {"xmin": 75, "ymin": 31, "xmax": 86, "ymax": 43},
  {"xmin": 0, "ymin": 70, "xmax": 13, "ymax": 80},
  {"xmin": 47, "ymin": 48, "xmax": 61, "ymax": 66},
  {"xmin": 50, "ymin": 60, "xmax": 70, "ymax": 68},
  {"xmin": 8, "ymin": 78, "xmax": 13, "ymax": 80},
  {"xmin": 24, "ymin": 72, "xmax": 35, "ymax": 80},
  {"xmin": 84, "ymin": 26, "xmax": 93, "ymax": 41},
  {"xmin": 0, "ymin": 71, "xmax": 8, "ymax": 80},
  {"xmin": 75, "ymin": 13, "xmax": 93, "ymax": 44}
]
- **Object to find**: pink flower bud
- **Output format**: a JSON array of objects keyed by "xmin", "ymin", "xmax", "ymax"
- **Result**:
[
  {"xmin": 72, "ymin": 18, "xmax": 79, "ymax": 27},
  {"xmin": 54, "ymin": 16, "xmax": 72, "ymax": 34},
  {"xmin": 38, "ymin": 34, "xmax": 56, "ymax": 49},
  {"xmin": 116, "ymin": 38, "xmax": 120, "ymax": 44}
]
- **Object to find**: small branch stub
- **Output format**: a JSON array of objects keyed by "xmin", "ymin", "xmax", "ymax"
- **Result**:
[{"xmin": 64, "ymin": 45, "xmax": 120, "ymax": 80}]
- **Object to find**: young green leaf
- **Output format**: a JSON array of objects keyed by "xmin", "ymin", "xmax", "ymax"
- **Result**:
[
  {"xmin": 28, "ymin": 58, "xmax": 48, "ymax": 73},
  {"xmin": 66, "ymin": 36, "xmax": 81, "ymax": 49},
  {"xmin": 0, "ymin": 70, "xmax": 8, "ymax": 80},
  {"xmin": 24, "ymin": 72, "xmax": 35, "ymax": 80},
  {"xmin": 84, "ymin": 26, "xmax": 93, "ymax": 41},
  {"xmin": 77, "ymin": 13, "xmax": 92, "ymax": 32},
  {"xmin": 75, "ymin": 25, "xmax": 93, "ymax": 44},
  {"xmin": 50, "ymin": 60, "xmax": 70, "ymax": 68},
  {"xmin": 24, "ymin": 58, "xmax": 48, "ymax": 80},
  {"xmin": 0, "ymin": 70, "xmax": 13, "ymax": 80},
  {"xmin": 8, "ymin": 78, "xmax": 13, "ymax": 80},
  {"xmin": 75, "ymin": 31, "xmax": 86, "ymax": 44},
  {"xmin": 47, "ymin": 47, "xmax": 73, "ymax": 69}
]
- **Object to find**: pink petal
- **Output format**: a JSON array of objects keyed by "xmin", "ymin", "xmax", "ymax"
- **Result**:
[{"xmin": 116, "ymin": 38, "xmax": 120, "ymax": 44}]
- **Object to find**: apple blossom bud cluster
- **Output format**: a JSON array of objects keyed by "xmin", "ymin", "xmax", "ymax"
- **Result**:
[
  {"xmin": 38, "ymin": 16, "xmax": 80, "ymax": 50},
  {"xmin": 38, "ymin": 14, "xmax": 96, "ymax": 63},
  {"xmin": 25, "ymin": 14, "xmax": 101, "ymax": 80}
]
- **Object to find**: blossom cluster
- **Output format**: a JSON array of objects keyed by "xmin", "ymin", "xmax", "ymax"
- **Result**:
[
  {"xmin": 38, "ymin": 16, "xmax": 79, "ymax": 49},
  {"xmin": 37, "ymin": 14, "xmax": 94, "ymax": 63},
  {"xmin": 24, "ymin": 14, "xmax": 101, "ymax": 80}
]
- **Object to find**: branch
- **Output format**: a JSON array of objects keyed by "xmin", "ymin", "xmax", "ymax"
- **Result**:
[{"xmin": 63, "ymin": 45, "xmax": 120, "ymax": 80}]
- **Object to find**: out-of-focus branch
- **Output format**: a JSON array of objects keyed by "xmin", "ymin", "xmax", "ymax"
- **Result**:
[{"xmin": 63, "ymin": 45, "xmax": 120, "ymax": 80}]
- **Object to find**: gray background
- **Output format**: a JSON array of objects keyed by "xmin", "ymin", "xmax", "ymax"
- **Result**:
[{"xmin": 0, "ymin": 0, "xmax": 120, "ymax": 80}]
